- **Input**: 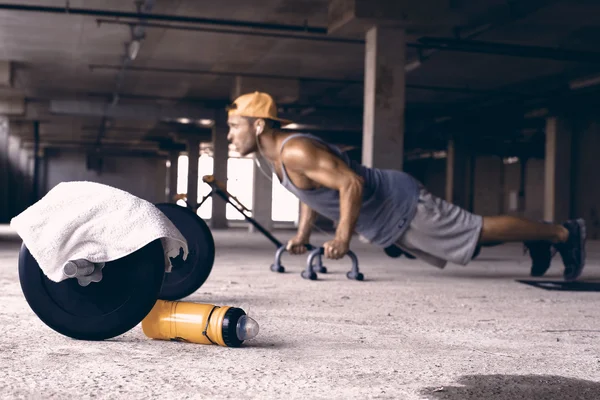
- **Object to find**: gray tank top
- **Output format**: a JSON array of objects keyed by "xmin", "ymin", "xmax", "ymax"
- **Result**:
[{"xmin": 278, "ymin": 133, "xmax": 419, "ymax": 247}]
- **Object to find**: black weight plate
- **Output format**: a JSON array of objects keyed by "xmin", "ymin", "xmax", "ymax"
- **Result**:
[
  {"xmin": 155, "ymin": 203, "xmax": 215, "ymax": 300},
  {"xmin": 18, "ymin": 239, "xmax": 165, "ymax": 341}
]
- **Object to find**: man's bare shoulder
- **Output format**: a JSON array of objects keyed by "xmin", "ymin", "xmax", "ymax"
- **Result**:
[{"xmin": 280, "ymin": 136, "xmax": 323, "ymax": 170}]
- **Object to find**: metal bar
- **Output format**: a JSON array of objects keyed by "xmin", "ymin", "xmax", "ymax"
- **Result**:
[
  {"xmin": 0, "ymin": 4, "xmax": 327, "ymax": 34},
  {"xmin": 211, "ymin": 188, "xmax": 283, "ymax": 248},
  {"xmin": 406, "ymin": 83, "xmax": 521, "ymax": 96},
  {"xmin": 96, "ymin": 19, "xmax": 362, "ymax": 44},
  {"xmin": 201, "ymin": 176, "xmax": 283, "ymax": 248},
  {"xmin": 418, "ymin": 37, "xmax": 600, "ymax": 64},
  {"xmin": 196, "ymin": 188, "xmax": 214, "ymax": 208}
]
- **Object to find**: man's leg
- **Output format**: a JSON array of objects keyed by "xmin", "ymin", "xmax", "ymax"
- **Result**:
[
  {"xmin": 479, "ymin": 216, "xmax": 568, "ymax": 244},
  {"xmin": 478, "ymin": 216, "xmax": 566, "ymax": 277},
  {"xmin": 479, "ymin": 216, "xmax": 586, "ymax": 281},
  {"xmin": 395, "ymin": 186, "xmax": 586, "ymax": 280},
  {"xmin": 479, "ymin": 217, "xmax": 562, "ymax": 276}
]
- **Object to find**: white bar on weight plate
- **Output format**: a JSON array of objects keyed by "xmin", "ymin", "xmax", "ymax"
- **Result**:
[{"xmin": 63, "ymin": 259, "xmax": 96, "ymax": 278}]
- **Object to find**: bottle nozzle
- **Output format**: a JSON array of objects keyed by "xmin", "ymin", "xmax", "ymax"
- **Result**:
[{"xmin": 236, "ymin": 315, "xmax": 259, "ymax": 341}]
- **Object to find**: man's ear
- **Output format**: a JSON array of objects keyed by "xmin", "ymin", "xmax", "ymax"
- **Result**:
[{"xmin": 255, "ymin": 119, "xmax": 265, "ymax": 135}]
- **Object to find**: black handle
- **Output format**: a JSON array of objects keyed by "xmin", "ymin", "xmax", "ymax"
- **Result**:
[{"xmin": 273, "ymin": 243, "xmax": 318, "ymax": 268}]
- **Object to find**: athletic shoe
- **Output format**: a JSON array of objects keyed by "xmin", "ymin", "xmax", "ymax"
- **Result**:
[
  {"xmin": 523, "ymin": 240, "xmax": 557, "ymax": 277},
  {"xmin": 554, "ymin": 218, "xmax": 587, "ymax": 281}
]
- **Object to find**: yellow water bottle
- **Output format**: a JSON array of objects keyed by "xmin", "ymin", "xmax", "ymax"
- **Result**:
[{"xmin": 141, "ymin": 300, "xmax": 260, "ymax": 347}]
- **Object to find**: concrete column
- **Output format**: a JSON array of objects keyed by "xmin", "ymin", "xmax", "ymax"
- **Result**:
[
  {"xmin": 7, "ymin": 134, "xmax": 21, "ymax": 219},
  {"xmin": 473, "ymin": 156, "xmax": 503, "ymax": 216},
  {"xmin": 445, "ymin": 137, "xmax": 474, "ymax": 210},
  {"xmin": 544, "ymin": 116, "xmax": 572, "ymax": 222},
  {"xmin": 211, "ymin": 109, "xmax": 229, "ymax": 229},
  {"xmin": 38, "ymin": 147, "xmax": 47, "ymax": 199},
  {"xmin": 167, "ymin": 150, "xmax": 179, "ymax": 202},
  {"xmin": 186, "ymin": 137, "xmax": 200, "ymax": 209},
  {"xmin": 518, "ymin": 158, "xmax": 528, "ymax": 215},
  {"xmin": 362, "ymin": 25, "xmax": 406, "ymax": 170},
  {"xmin": 0, "ymin": 116, "xmax": 9, "ymax": 222},
  {"xmin": 26, "ymin": 152, "xmax": 34, "ymax": 206},
  {"xmin": 32, "ymin": 120, "xmax": 40, "ymax": 204}
]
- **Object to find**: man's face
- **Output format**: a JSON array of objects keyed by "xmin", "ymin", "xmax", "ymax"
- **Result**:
[{"xmin": 227, "ymin": 115, "xmax": 257, "ymax": 156}]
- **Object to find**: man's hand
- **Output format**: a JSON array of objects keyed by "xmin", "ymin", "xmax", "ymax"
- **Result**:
[
  {"xmin": 323, "ymin": 237, "xmax": 350, "ymax": 260},
  {"xmin": 286, "ymin": 236, "xmax": 309, "ymax": 255}
]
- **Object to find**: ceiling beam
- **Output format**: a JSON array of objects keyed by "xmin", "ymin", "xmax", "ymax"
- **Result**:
[
  {"xmin": 89, "ymin": 64, "xmax": 525, "ymax": 97},
  {"xmin": 49, "ymin": 99, "xmax": 216, "ymax": 122},
  {"xmin": 0, "ymin": 61, "xmax": 14, "ymax": 87},
  {"xmin": 91, "ymin": 16, "xmax": 600, "ymax": 64}
]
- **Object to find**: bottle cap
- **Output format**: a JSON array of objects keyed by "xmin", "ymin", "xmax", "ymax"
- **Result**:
[{"xmin": 221, "ymin": 307, "xmax": 259, "ymax": 347}]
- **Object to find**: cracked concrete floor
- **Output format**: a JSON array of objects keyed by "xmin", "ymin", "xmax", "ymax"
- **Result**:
[{"xmin": 1, "ymin": 227, "xmax": 599, "ymax": 399}]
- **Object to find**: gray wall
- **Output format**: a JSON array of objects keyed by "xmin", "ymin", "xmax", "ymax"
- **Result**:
[
  {"xmin": 572, "ymin": 115, "xmax": 600, "ymax": 239},
  {"xmin": 473, "ymin": 156, "xmax": 503, "ymax": 216},
  {"xmin": 415, "ymin": 155, "xmax": 547, "ymax": 219},
  {"xmin": 410, "ymin": 114, "xmax": 600, "ymax": 239},
  {"xmin": 404, "ymin": 158, "xmax": 446, "ymax": 199},
  {"xmin": 0, "ymin": 124, "xmax": 35, "ymax": 222},
  {"xmin": 524, "ymin": 158, "xmax": 544, "ymax": 221},
  {"xmin": 44, "ymin": 150, "xmax": 168, "ymax": 204}
]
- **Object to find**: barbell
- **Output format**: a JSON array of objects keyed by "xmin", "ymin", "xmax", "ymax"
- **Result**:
[{"xmin": 18, "ymin": 203, "xmax": 215, "ymax": 341}]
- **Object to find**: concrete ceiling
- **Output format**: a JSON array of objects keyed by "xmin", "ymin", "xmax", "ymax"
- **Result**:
[{"xmin": 0, "ymin": 0, "xmax": 599, "ymax": 157}]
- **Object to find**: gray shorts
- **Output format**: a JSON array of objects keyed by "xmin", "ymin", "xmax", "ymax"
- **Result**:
[{"xmin": 395, "ymin": 186, "xmax": 483, "ymax": 268}]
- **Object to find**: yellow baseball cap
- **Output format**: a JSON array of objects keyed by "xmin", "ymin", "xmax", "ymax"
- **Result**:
[{"xmin": 227, "ymin": 91, "xmax": 293, "ymax": 126}]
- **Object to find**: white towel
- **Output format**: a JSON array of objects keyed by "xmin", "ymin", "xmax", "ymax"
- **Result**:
[{"xmin": 10, "ymin": 181, "xmax": 188, "ymax": 283}]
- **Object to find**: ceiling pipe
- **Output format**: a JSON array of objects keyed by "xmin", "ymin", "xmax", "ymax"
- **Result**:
[
  {"xmin": 417, "ymin": 37, "xmax": 600, "ymax": 64},
  {"xmin": 96, "ymin": 18, "xmax": 363, "ymax": 45},
  {"xmin": 0, "ymin": 3, "xmax": 327, "ymax": 34}
]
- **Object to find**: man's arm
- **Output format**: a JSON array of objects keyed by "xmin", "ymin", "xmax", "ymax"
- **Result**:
[
  {"xmin": 286, "ymin": 202, "xmax": 317, "ymax": 255},
  {"xmin": 281, "ymin": 139, "xmax": 364, "ymax": 256},
  {"xmin": 296, "ymin": 202, "xmax": 317, "ymax": 241}
]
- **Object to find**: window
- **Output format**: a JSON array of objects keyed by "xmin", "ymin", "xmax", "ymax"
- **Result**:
[
  {"xmin": 226, "ymin": 157, "xmax": 254, "ymax": 220},
  {"xmin": 271, "ymin": 172, "xmax": 299, "ymax": 222},
  {"xmin": 176, "ymin": 154, "xmax": 299, "ymax": 223},
  {"xmin": 176, "ymin": 154, "xmax": 213, "ymax": 219},
  {"xmin": 197, "ymin": 154, "xmax": 214, "ymax": 220}
]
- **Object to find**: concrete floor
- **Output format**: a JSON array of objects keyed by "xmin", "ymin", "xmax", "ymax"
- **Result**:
[{"xmin": 1, "ymin": 225, "xmax": 599, "ymax": 399}]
